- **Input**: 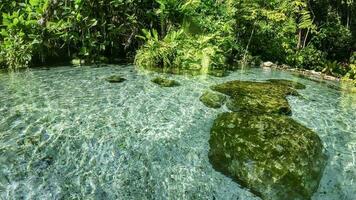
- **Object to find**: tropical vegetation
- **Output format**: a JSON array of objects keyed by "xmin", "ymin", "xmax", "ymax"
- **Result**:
[{"xmin": 0, "ymin": 0, "xmax": 355, "ymax": 81}]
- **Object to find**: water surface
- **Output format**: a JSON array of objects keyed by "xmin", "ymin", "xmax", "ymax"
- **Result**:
[{"xmin": 0, "ymin": 65, "xmax": 355, "ymax": 199}]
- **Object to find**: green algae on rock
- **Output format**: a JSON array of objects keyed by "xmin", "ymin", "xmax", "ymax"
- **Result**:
[
  {"xmin": 211, "ymin": 80, "xmax": 305, "ymax": 115},
  {"xmin": 199, "ymin": 91, "xmax": 226, "ymax": 108},
  {"xmin": 267, "ymin": 79, "xmax": 306, "ymax": 90},
  {"xmin": 209, "ymin": 112, "xmax": 327, "ymax": 200},
  {"xmin": 151, "ymin": 77, "xmax": 180, "ymax": 87},
  {"xmin": 105, "ymin": 75, "xmax": 126, "ymax": 83},
  {"xmin": 206, "ymin": 79, "xmax": 327, "ymax": 199}
]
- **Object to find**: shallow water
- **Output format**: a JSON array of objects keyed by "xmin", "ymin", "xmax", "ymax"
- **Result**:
[{"xmin": 0, "ymin": 65, "xmax": 355, "ymax": 200}]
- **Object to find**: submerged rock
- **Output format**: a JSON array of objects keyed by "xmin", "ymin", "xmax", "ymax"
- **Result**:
[
  {"xmin": 206, "ymin": 79, "xmax": 326, "ymax": 199},
  {"xmin": 105, "ymin": 75, "xmax": 126, "ymax": 83},
  {"xmin": 151, "ymin": 77, "xmax": 180, "ymax": 87},
  {"xmin": 267, "ymin": 79, "xmax": 306, "ymax": 90},
  {"xmin": 211, "ymin": 80, "xmax": 305, "ymax": 115},
  {"xmin": 199, "ymin": 91, "xmax": 226, "ymax": 108},
  {"xmin": 208, "ymin": 69, "xmax": 227, "ymax": 77},
  {"xmin": 209, "ymin": 112, "xmax": 326, "ymax": 200}
]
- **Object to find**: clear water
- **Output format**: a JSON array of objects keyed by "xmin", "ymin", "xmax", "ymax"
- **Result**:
[{"xmin": 0, "ymin": 65, "xmax": 355, "ymax": 200}]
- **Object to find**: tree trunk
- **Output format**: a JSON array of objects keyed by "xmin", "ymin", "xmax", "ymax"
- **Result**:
[{"xmin": 297, "ymin": 29, "xmax": 303, "ymax": 49}]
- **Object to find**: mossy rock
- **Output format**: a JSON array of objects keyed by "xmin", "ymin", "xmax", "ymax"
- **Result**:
[
  {"xmin": 209, "ymin": 112, "xmax": 326, "ymax": 200},
  {"xmin": 267, "ymin": 79, "xmax": 306, "ymax": 90},
  {"xmin": 199, "ymin": 91, "xmax": 226, "ymax": 108},
  {"xmin": 208, "ymin": 69, "xmax": 227, "ymax": 77},
  {"xmin": 211, "ymin": 80, "xmax": 305, "ymax": 115},
  {"xmin": 105, "ymin": 75, "xmax": 126, "ymax": 83},
  {"xmin": 151, "ymin": 77, "xmax": 180, "ymax": 87},
  {"xmin": 206, "ymin": 79, "xmax": 325, "ymax": 199}
]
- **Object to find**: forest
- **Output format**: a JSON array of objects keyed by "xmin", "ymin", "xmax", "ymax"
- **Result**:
[{"xmin": 0, "ymin": 0, "xmax": 355, "ymax": 81}]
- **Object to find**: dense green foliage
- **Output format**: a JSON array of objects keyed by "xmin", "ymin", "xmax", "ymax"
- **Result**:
[
  {"xmin": 0, "ymin": 0, "xmax": 355, "ymax": 79},
  {"xmin": 135, "ymin": 0, "xmax": 237, "ymax": 72},
  {"xmin": 0, "ymin": 0, "xmax": 159, "ymax": 69}
]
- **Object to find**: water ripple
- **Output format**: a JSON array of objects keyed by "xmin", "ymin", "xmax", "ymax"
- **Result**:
[{"xmin": 0, "ymin": 65, "xmax": 355, "ymax": 200}]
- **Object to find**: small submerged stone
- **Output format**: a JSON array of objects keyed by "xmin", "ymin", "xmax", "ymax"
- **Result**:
[
  {"xmin": 209, "ymin": 112, "xmax": 327, "ymax": 200},
  {"xmin": 199, "ymin": 91, "xmax": 226, "ymax": 108},
  {"xmin": 151, "ymin": 77, "xmax": 180, "ymax": 87},
  {"xmin": 105, "ymin": 75, "xmax": 126, "ymax": 83},
  {"xmin": 211, "ymin": 80, "xmax": 305, "ymax": 115}
]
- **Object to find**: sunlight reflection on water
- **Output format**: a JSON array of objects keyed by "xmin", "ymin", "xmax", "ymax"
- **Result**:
[{"xmin": 0, "ymin": 65, "xmax": 355, "ymax": 200}]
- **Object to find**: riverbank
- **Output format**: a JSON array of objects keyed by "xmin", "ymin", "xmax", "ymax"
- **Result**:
[{"xmin": 260, "ymin": 61, "xmax": 356, "ymax": 93}]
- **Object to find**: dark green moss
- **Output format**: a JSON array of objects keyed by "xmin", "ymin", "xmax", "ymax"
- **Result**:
[
  {"xmin": 199, "ymin": 91, "xmax": 226, "ymax": 108},
  {"xmin": 105, "ymin": 75, "xmax": 126, "ymax": 83},
  {"xmin": 267, "ymin": 79, "xmax": 306, "ymax": 90},
  {"xmin": 206, "ymin": 79, "xmax": 326, "ymax": 199},
  {"xmin": 208, "ymin": 69, "xmax": 228, "ymax": 77},
  {"xmin": 209, "ymin": 112, "xmax": 326, "ymax": 200},
  {"xmin": 151, "ymin": 77, "xmax": 180, "ymax": 87},
  {"xmin": 211, "ymin": 80, "xmax": 305, "ymax": 115}
]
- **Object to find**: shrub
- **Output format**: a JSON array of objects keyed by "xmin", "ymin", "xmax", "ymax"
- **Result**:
[
  {"xmin": 1, "ymin": 32, "xmax": 34, "ymax": 70},
  {"xmin": 344, "ymin": 52, "xmax": 356, "ymax": 80},
  {"xmin": 286, "ymin": 45, "xmax": 326, "ymax": 71},
  {"xmin": 135, "ymin": 27, "xmax": 236, "ymax": 72},
  {"xmin": 322, "ymin": 61, "xmax": 349, "ymax": 77},
  {"xmin": 135, "ymin": 1, "xmax": 237, "ymax": 72}
]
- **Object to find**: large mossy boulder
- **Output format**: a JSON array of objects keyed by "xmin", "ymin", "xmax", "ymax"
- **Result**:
[
  {"xmin": 206, "ymin": 79, "xmax": 326, "ymax": 199},
  {"xmin": 209, "ymin": 112, "xmax": 326, "ymax": 200},
  {"xmin": 199, "ymin": 91, "xmax": 226, "ymax": 108},
  {"xmin": 151, "ymin": 77, "xmax": 180, "ymax": 87},
  {"xmin": 211, "ymin": 80, "xmax": 304, "ymax": 115}
]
